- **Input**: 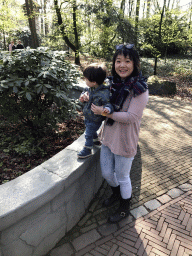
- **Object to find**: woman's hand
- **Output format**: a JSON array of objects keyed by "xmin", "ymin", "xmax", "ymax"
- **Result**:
[
  {"xmin": 91, "ymin": 104, "xmax": 104, "ymax": 115},
  {"xmin": 102, "ymin": 107, "xmax": 110, "ymax": 116}
]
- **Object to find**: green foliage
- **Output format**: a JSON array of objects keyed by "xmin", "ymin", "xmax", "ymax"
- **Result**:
[
  {"xmin": 0, "ymin": 48, "xmax": 80, "ymax": 140},
  {"xmin": 140, "ymin": 43, "xmax": 161, "ymax": 58},
  {"xmin": 0, "ymin": 0, "xmax": 27, "ymax": 50},
  {"xmin": 78, "ymin": 0, "xmax": 135, "ymax": 60},
  {"xmin": 140, "ymin": 59, "xmax": 154, "ymax": 78},
  {"xmin": 167, "ymin": 58, "xmax": 192, "ymax": 80},
  {"xmin": 141, "ymin": 56, "xmax": 192, "ymax": 79},
  {"xmin": 139, "ymin": 10, "xmax": 190, "ymax": 57}
]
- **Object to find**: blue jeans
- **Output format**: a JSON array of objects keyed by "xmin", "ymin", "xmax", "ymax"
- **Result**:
[
  {"xmin": 84, "ymin": 119, "xmax": 102, "ymax": 147},
  {"xmin": 100, "ymin": 145, "xmax": 134, "ymax": 199}
]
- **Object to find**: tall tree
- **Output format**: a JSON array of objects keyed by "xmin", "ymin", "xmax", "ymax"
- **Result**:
[
  {"xmin": 146, "ymin": 0, "xmax": 151, "ymax": 18},
  {"xmin": 135, "ymin": 0, "xmax": 140, "ymax": 47},
  {"xmin": 153, "ymin": 0, "xmax": 166, "ymax": 74},
  {"xmin": 25, "ymin": 0, "xmax": 39, "ymax": 48},
  {"xmin": 54, "ymin": 0, "xmax": 80, "ymax": 65},
  {"xmin": 128, "ymin": 0, "xmax": 134, "ymax": 18},
  {"xmin": 120, "ymin": 0, "xmax": 126, "ymax": 18},
  {"xmin": 189, "ymin": 0, "xmax": 192, "ymax": 29},
  {"xmin": 44, "ymin": 0, "xmax": 49, "ymax": 35},
  {"xmin": 72, "ymin": 0, "xmax": 80, "ymax": 64},
  {"xmin": 39, "ymin": 0, "xmax": 49, "ymax": 36}
]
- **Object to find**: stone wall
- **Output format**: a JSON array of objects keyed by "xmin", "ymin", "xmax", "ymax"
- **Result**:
[{"xmin": 0, "ymin": 133, "xmax": 103, "ymax": 256}]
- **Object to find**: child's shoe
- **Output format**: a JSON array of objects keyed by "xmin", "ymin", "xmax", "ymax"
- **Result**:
[{"xmin": 77, "ymin": 147, "xmax": 92, "ymax": 158}]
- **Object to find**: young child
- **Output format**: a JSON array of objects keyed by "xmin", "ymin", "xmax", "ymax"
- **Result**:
[{"xmin": 78, "ymin": 63, "xmax": 113, "ymax": 158}]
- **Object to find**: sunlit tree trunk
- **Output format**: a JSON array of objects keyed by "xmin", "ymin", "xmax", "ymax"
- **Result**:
[
  {"xmin": 3, "ymin": 28, "xmax": 6, "ymax": 50},
  {"xmin": 159, "ymin": 0, "xmax": 166, "ymax": 41},
  {"xmin": 72, "ymin": 0, "xmax": 80, "ymax": 65},
  {"xmin": 167, "ymin": 0, "xmax": 171, "ymax": 9},
  {"xmin": 25, "ymin": 0, "xmax": 39, "ymax": 48},
  {"xmin": 146, "ymin": 0, "xmax": 151, "ymax": 18},
  {"xmin": 128, "ymin": 0, "xmax": 134, "ymax": 17},
  {"xmin": 135, "ymin": 0, "xmax": 140, "ymax": 47},
  {"xmin": 189, "ymin": 0, "xmax": 192, "ymax": 30},
  {"xmin": 40, "ymin": 0, "xmax": 44, "ymax": 35},
  {"xmin": 120, "ymin": 0, "xmax": 125, "ymax": 17},
  {"xmin": 85, "ymin": 0, "xmax": 91, "ymax": 35},
  {"xmin": 44, "ymin": 0, "xmax": 48, "ymax": 35},
  {"xmin": 54, "ymin": 0, "xmax": 80, "ymax": 65},
  {"xmin": 154, "ymin": 0, "xmax": 166, "ymax": 75},
  {"xmin": 39, "ymin": 0, "xmax": 48, "ymax": 36}
]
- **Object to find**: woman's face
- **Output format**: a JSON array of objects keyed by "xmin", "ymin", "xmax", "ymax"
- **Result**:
[{"xmin": 115, "ymin": 54, "xmax": 134, "ymax": 80}]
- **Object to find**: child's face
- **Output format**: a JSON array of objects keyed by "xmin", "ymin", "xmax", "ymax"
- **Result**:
[
  {"xmin": 115, "ymin": 54, "xmax": 134, "ymax": 80},
  {"xmin": 85, "ymin": 78, "xmax": 98, "ymax": 88}
]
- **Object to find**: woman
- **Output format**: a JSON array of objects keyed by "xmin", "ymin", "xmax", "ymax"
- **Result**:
[{"xmin": 91, "ymin": 44, "xmax": 149, "ymax": 223}]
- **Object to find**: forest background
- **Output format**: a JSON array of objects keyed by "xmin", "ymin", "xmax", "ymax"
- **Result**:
[
  {"xmin": 1, "ymin": 0, "xmax": 192, "ymax": 66},
  {"xmin": 0, "ymin": 0, "xmax": 192, "ymax": 184}
]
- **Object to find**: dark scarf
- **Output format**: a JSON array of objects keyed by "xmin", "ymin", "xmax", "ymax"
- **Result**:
[{"xmin": 106, "ymin": 72, "xmax": 148, "ymax": 126}]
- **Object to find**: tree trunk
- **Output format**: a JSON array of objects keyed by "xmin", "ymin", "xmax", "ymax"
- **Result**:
[
  {"xmin": 44, "ymin": 0, "xmax": 48, "ymax": 35},
  {"xmin": 120, "ymin": 0, "xmax": 125, "ymax": 18},
  {"xmin": 40, "ymin": 0, "xmax": 44, "ymax": 35},
  {"xmin": 3, "ymin": 28, "xmax": 6, "ymax": 51},
  {"xmin": 189, "ymin": 0, "xmax": 192, "ymax": 29},
  {"xmin": 167, "ymin": 0, "xmax": 171, "ymax": 9},
  {"xmin": 25, "ymin": 0, "xmax": 39, "ymax": 48},
  {"xmin": 135, "ymin": 0, "xmax": 140, "ymax": 47},
  {"xmin": 159, "ymin": 0, "xmax": 166, "ymax": 41},
  {"xmin": 72, "ymin": 0, "xmax": 80, "ymax": 65},
  {"xmin": 146, "ymin": 0, "xmax": 151, "ymax": 18},
  {"xmin": 128, "ymin": 0, "xmax": 134, "ymax": 18},
  {"xmin": 54, "ymin": 0, "xmax": 80, "ymax": 65},
  {"xmin": 153, "ymin": 0, "xmax": 166, "ymax": 75},
  {"xmin": 154, "ymin": 57, "xmax": 157, "ymax": 75}
]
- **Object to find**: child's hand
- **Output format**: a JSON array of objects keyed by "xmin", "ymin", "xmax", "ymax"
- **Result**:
[
  {"xmin": 79, "ymin": 94, "xmax": 85, "ymax": 102},
  {"xmin": 79, "ymin": 91, "xmax": 89, "ymax": 102},
  {"xmin": 83, "ymin": 91, "xmax": 89, "ymax": 101},
  {"xmin": 101, "ymin": 107, "xmax": 110, "ymax": 116}
]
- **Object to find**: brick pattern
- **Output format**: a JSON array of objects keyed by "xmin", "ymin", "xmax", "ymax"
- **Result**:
[{"xmin": 78, "ymin": 192, "xmax": 192, "ymax": 256}]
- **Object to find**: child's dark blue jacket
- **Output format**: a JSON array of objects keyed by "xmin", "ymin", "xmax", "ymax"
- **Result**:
[{"xmin": 82, "ymin": 84, "xmax": 114, "ymax": 123}]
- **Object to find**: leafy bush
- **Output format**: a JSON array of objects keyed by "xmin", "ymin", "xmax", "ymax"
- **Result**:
[
  {"xmin": 0, "ymin": 48, "xmax": 80, "ymax": 154},
  {"xmin": 140, "ymin": 43, "xmax": 161, "ymax": 58},
  {"xmin": 171, "ymin": 59, "xmax": 192, "ymax": 80},
  {"xmin": 140, "ymin": 59, "xmax": 154, "ymax": 78}
]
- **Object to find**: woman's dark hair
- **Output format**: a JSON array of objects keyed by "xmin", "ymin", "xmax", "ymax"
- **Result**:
[
  {"xmin": 83, "ymin": 63, "xmax": 107, "ymax": 85},
  {"xmin": 111, "ymin": 46, "xmax": 140, "ymax": 78}
]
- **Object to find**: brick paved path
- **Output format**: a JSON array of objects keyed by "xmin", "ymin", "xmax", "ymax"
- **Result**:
[
  {"xmin": 47, "ymin": 96, "xmax": 192, "ymax": 256},
  {"xmin": 78, "ymin": 190, "xmax": 192, "ymax": 256}
]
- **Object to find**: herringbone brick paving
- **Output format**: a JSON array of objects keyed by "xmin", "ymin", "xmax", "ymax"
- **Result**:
[
  {"xmin": 84, "ymin": 191, "xmax": 192, "ymax": 256},
  {"xmin": 47, "ymin": 96, "xmax": 192, "ymax": 256}
]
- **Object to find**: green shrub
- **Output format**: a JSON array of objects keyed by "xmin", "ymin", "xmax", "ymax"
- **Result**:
[
  {"xmin": 0, "ymin": 48, "xmax": 79, "ymax": 137},
  {"xmin": 172, "ymin": 59, "xmax": 192, "ymax": 80},
  {"xmin": 0, "ymin": 48, "xmax": 80, "ymax": 156},
  {"xmin": 140, "ymin": 59, "xmax": 154, "ymax": 78}
]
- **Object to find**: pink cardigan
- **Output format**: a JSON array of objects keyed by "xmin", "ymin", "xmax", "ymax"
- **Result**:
[{"xmin": 101, "ymin": 90, "xmax": 149, "ymax": 158}]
